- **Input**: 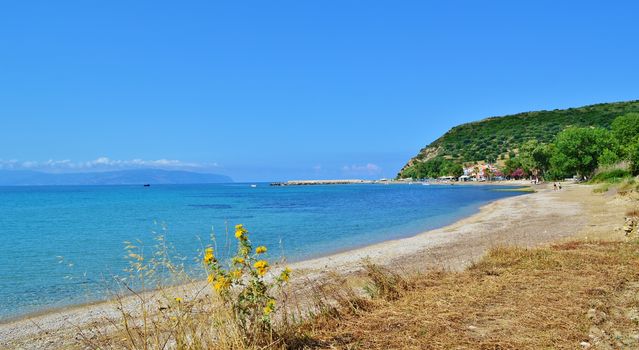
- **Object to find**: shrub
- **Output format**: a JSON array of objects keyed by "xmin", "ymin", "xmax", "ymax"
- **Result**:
[
  {"xmin": 204, "ymin": 224, "xmax": 291, "ymax": 346},
  {"xmin": 362, "ymin": 261, "xmax": 410, "ymax": 301},
  {"xmin": 590, "ymin": 169, "xmax": 632, "ymax": 184},
  {"xmin": 618, "ymin": 178, "xmax": 639, "ymax": 195},
  {"xmin": 82, "ymin": 225, "xmax": 292, "ymax": 349}
]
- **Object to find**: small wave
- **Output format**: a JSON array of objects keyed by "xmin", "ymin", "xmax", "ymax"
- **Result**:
[{"xmin": 187, "ymin": 204, "xmax": 233, "ymax": 209}]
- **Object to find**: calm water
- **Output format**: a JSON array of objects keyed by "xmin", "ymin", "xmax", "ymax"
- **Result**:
[{"xmin": 0, "ymin": 183, "xmax": 524, "ymax": 320}]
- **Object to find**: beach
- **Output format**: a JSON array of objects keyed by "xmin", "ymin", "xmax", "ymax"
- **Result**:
[
  {"xmin": 0, "ymin": 181, "xmax": 526, "ymax": 321},
  {"xmin": 0, "ymin": 182, "xmax": 628, "ymax": 349}
]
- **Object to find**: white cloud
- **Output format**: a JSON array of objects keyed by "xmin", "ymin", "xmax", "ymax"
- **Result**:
[
  {"xmin": 0, "ymin": 157, "xmax": 217, "ymax": 172},
  {"xmin": 341, "ymin": 163, "xmax": 382, "ymax": 175}
]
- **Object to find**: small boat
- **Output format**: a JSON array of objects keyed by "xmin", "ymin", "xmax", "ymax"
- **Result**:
[
  {"xmin": 143, "ymin": 184, "xmax": 151, "ymax": 187},
  {"xmin": 422, "ymin": 182, "xmax": 430, "ymax": 186},
  {"xmin": 250, "ymin": 184, "xmax": 257, "ymax": 188}
]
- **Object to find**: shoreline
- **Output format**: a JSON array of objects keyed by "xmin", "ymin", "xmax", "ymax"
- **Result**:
[
  {"xmin": 1, "ymin": 182, "xmax": 624, "ymax": 349},
  {"xmin": 0, "ymin": 182, "xmax": 533, "ymax": 325},
  {"xmin": 290, "ymin": 185, "xmax": 552, "ymax": 274}
]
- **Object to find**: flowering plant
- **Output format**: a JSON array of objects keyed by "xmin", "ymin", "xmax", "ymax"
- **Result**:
[{"xmin": 203, "ymin": 224, "xmax": 291, "ymax": 339}]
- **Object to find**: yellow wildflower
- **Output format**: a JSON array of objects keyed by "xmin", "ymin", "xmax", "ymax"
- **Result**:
[
  {"xmin": 279, "ymin": 267, "xmax": 291, "ymax": 282},
  {"xmin": 255, "ymin": 246, "xmax": 267, "ymax": 254},
  {"xmin": 240, "ymin": 246, "xmax": 250, "ymax": 257},
  {"xmin": 214, "ymin": 275, "xmax": 231, "ymax": 291},
  {"xmin": 232, "ymin": 256, "xmax": 245, "ymax": 264},
  {"xmin": 174, "ymin": 297, "xmax": 183, "ymax": 303},
  {"xmin": 254, "ymin": 260, "xmax": 269, "ymax": 276},
  {"xmin": 203, "ymin": 247, "xmax": 215, "ymax": 264},
  {"xmin": 234, "ymin": 224, "xmax": 248, "ymax": 240},
  {"xmin": 263, "ymin": 300, "xmax": 275, "ymax": 315},
  {"xmin": 207, "ymin": 274, "xmax": 215, "ymax": 284},
  {"xmin": 231, "ymin": 269, "xmax": 242, "ymax": 279}
]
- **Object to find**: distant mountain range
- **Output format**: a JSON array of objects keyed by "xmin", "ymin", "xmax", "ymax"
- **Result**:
[{"xmin": 0, "ymin": 169, "xmax": 233, "ymax": 186}]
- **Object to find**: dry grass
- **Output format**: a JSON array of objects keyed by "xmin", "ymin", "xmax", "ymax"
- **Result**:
[
  {"xmin": 75, "ymin": 231, "xmax": 639, "ymax": 349},
  {"xmin": 593, "ymin": 184, "xmax": 610, "ymax": 194},
  {"xmin": 626, "ymin": 208, "xmax": 639, "ymax": 218},
  {"xmin": 78, "ymin": 240, "xmax": 639, "ymax": 349},
  {"xmin": 298, "ymin": 240, "xmax": 639, "ymax": 349},
  {"xmin": 617, "ymin": 178, "xmax": 639, "ymax": 197},
  {"xmin": 75, "ymin": 227, "xmax": 300, "ymax": 350}
]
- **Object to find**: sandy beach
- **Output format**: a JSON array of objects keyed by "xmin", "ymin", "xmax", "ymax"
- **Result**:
[{"xmin": 0, "ymin": 182, "xmax": 629, "ymax": 349}]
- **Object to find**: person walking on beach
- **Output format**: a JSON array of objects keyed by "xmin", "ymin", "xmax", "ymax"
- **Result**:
[
  {"xmin": 553, "ymin": 183, "xmax": 557, "ymax": 191},
  {"xmin": 558, "ymin": 183, "xmax": 562, "ymax": 190}
]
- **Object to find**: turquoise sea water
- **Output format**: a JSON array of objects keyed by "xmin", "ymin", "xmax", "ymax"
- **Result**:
[{"xmin": 0, "ymin": 183, "xmax": 524, "ymax": 321}]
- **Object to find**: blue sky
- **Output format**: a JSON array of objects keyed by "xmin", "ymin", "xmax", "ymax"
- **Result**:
[{"xmin": 1, "ymin": 1, "xmax": 638, "ymax": 181}]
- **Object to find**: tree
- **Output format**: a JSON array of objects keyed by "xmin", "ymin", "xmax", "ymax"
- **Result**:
[
  {"xmin": 484, "ymin": 167, "xmax": 494, "ymax": 181},
  {"xmin": 611, "ymin": 113, "xmax": 639, "ymax": 155},
  {"xmin": 629, "ymin": 140, "xmax": 639, "ymax": 175},
  {"xmin": 401, "ymin": 158, "xmax": 463, "ymax": 179},
  {"xmin": 440, "ymin": 162, "xmax": 463, "ymax": 177},
  {"xmin": 518, "ymin": 140, "xmax": 538, "ymax": 170},
  {"xmin": 550, "ymin": 127, "xmax": 617, "ymax": 180},
  {"xmin": 519, "ymin": 140, "xmax": 553, "ymax": 180},
  {"xmin": 598, "ymin": 148, "xmax": 620, "ymax": 168},
  {"xmin": 503, "ymin": 157, "xmax": 524, "ymax": 178},
  {"xmin": 401, "ymin": 161, "xmax": 433, "ymax": 179},
  {"xmin": 511, "ymin": 168, "xmax": 526, "ymax": 179}
]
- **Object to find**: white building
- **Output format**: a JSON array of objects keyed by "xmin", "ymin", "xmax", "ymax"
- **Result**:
[{"xmin": 462, "ymin": 163, "xmax": 499, "ymax": 181}]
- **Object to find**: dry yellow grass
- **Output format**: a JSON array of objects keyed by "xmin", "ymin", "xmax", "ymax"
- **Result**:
[
  {"xmin": 78, "ymin": 240, "xmax": 639, "ymax": 349},
  {"xmin": 66, "ymin": 231, "xmax": 639, "ymax": 350},
  {"xmin": 297, "ymin": 240, "xmax": 639, "ymax": 349}
]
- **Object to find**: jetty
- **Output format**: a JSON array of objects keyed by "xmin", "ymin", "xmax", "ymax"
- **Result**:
[{"xmin": 270, "ymin": 179, "xmax": 376, "ymax": 186}]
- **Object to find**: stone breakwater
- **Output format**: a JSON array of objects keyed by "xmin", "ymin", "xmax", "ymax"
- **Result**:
[
  {"xmin": 269, "ymin": 179, "xmax": 533, "ymax": 187},
  {"xmin": 270, "ymin": 179, "xmax": 377, "ymax": 186}
]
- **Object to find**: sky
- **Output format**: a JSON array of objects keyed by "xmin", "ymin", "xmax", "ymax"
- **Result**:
[{"xmin": 1, "ymin": 1, "xmax": 639, "ymax": 182}]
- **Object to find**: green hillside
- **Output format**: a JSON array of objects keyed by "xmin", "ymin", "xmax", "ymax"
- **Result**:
[{"xmin": 398, "ymin": 100, "xmax": 639, "ymax": 178}]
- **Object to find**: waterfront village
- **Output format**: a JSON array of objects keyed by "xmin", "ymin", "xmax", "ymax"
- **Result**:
[{"xmin": 271, "ymin": 162, "xmax": 545, "ymax": 186}]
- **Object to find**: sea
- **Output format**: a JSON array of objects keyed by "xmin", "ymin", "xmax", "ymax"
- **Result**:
[{"xmin": 0, "ymin": 183, "xmax": 525, "ymax": 321}]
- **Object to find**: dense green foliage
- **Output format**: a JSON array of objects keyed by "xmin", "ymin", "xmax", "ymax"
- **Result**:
[
  {"xmin": 598, "ymin": 149, "xmax": 620, "ymax": 167},
  {"xmin": 630, "ymin": 142, "xmax": 639, "ymax": 174},
  {"xmin": 507, "ymin": 113, "xmax": 639, "ymax": 181},
  {"xmin": 590, "ymin": 169, "xmax": 632, "ymax": 183},
  {"xmin": 549, "ymin": 127, "xmax": 618, "ymax": 179},
  {"xmin": 510, "ymin": 113, "xmax": 639, "ymax": 181},
  {"xmin": 518, "ymin": 140, "xmax": 553, "ymax": 178},
  {"xmin": 399, "ymin": 100, "xmax": 639, "ymax": 178},
  {"xmin": 400, "ymin": 157, "xmax": 463, "ymax": 179},
  {"xmin": 612, "ymin": 113, "xmax": 639, "ymax": 157}
]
